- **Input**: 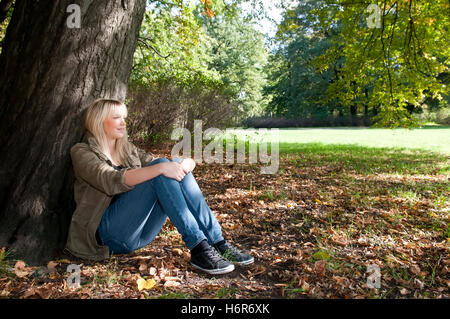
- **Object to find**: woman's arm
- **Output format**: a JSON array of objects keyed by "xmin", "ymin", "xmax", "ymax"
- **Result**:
[
  {"xmin": 71, "ymin": 143, "xmax": 135, "ymax": 196},
  {"xmin": 124, "ymin": 161, "xmax": 187, "ymax": 186}
]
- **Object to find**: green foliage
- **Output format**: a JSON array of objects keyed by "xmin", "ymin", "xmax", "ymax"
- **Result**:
[
  {"xmin": 130, "ymin": 0, "xmax": 270, "ymax": 131},
  {"xmin": 200, "ymin": 9, "xmax": 270, "ymax": 117},
  {"xmin": 0, "ymin": 1, "xmax": 15, "ymax": 55},
  {"xmin": 266, "ymin": 0, "xmax": 449, "ymax": 127},
  {"xmin": 312, "ymin": 249, "xmax": 332, "ymax": 261},
  {"xmin": 309, "ymin": 0, "xmax": 450, "ymax": 127},
  {"xmin": 131, "ymin": 1, "xmax": 222, "ymax": 88},
  {"xmin": 0, "ymin": 247, "xmax": 14, "ymax": 278},
  {"xmin": 265, "ymin": 1, "xmax": 345, "ymax": 119}
]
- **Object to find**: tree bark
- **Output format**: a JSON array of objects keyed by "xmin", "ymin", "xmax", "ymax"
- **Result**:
[{"xmin": 0, "ymin": 0, "xmax": 146, "ymax": 265}]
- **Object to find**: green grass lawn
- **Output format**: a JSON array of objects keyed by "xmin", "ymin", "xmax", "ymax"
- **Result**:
[
  {"xmin": 230, "ymin": 126, "xmax": 450, "ymax": 155},
  {"xmin": 223, "ymin": 126, "xmax": 449, "ymax": 175}
]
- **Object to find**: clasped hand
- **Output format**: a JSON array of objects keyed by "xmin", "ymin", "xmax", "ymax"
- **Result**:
[{"xmin": 160, "ymin": 158, "xmax": 196, "ymax": 182}]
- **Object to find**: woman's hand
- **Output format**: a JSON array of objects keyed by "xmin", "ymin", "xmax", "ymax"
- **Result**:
[
  {"xmin": 159, "ymin": 162, "xmax": 186, "ymax": 182},
  {"xmin": 180, "ymin": 158, "xmax": 196, "ymax": 173}
]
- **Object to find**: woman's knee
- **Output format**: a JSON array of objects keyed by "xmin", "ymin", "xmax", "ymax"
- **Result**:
[{"xmin": 146, "ymin": 157, "xmax": 170, "ymax": 166}]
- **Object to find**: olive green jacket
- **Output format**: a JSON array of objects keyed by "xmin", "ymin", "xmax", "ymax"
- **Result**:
[{"xmin": 64, "ymin": 131, "xmax": 155, "ymax": 261}]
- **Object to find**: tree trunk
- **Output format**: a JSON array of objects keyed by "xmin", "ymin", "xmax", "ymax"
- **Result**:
[
  {"xmin": 350, "ymin": 104, "xmax": 357, "ymax": 126},
  {"xmin": 0, "ymin": 0, "xmax": 146, "ymax": 265}
]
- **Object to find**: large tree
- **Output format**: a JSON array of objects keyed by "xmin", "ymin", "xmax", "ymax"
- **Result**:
[
  {"xmin": 0, "ymin": 0, "xmax": 147, "ymax": 265},
  {"xmin": 265, "ymin": 0, "xmax": 341, "ymax": 119},
  {"xmin": 311, "ymin": 0, "xmax": 449, "ymax": 127}
]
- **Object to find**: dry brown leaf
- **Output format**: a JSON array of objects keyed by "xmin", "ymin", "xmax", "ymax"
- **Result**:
[
  {"xmin": 400, "ymin": 288, "xmax": 410, "ymax": 295},
  {"xmin": 23, "ymin": 288, "xmax": 38, "ymax": 299},
  {"xmin": 138, "ymin": 262, "xmax": 147, "ymax": 273},
  {"xmin": 148, "ymin": 267, "xmax": 157, "ymax": 276},
  {"xmin": 314, "ymin": 260, "xmax": 327, "ymax": 277},
  {"xmin": 164, "ymin": 280, "xmax": 181, "ymax": 288},
  {"xmin": 172, "ymin": 248, "xmax": 183, "ymax": 256},
  {"xmin": 301, "ymin": 281, "xmax": 310, "ymax": 291},
  {"xmin": 410, "ymin": 264, "xmax": 421, "ymax": 275},
  {"xmin": 162, "ymin": 276, "xmax": 181, "ymax": 283},
  {"xmin": 47, "ymin": 261, "xmax": 58, "ymax": 274},
  {"xmin": 14, "ymin": 261, "xmax": 33, "ymax": 278}
]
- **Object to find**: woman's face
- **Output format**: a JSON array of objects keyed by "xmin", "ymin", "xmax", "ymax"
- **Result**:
[{"xmin": 103, "ymin": 105, "xmax": 127, "ymax": 140}]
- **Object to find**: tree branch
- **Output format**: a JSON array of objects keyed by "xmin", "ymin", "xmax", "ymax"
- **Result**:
[
  {"xmin": 379, "ymin": 0, "xmax": 394, "ymax": 102},
  {"xmin": 137, "ymin": 37, "xmax": 171, "ymax": 59}
]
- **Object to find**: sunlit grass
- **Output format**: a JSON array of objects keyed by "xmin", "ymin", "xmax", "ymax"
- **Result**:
[
  {"xmin": 226, "ymin": 126, "xmax": 450, "ymax": 155},
  {"xmin": 220, "ymin": 127, "xmax": 449, "ymax": 176}
]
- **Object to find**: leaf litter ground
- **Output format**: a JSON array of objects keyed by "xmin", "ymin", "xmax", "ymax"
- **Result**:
[{"xmin": 1, "ymin": 145, "xmax": 449, "ymax": 299}]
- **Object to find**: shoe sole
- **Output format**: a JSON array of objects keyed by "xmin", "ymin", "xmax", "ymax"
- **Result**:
[
  {"xmin": 235, "ymin": 257, "xmax": 255, "ymax": 266},
  {"xmin": 190, "ymin": 262, "xmax": 235, "ymax": 275}
]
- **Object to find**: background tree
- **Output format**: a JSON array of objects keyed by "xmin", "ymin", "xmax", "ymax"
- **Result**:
[
  {"xmin": 265, "ymin": 0, "xmax": 341, "ymax": 119},
  {"xmin": 263, "ymin": 0, "xmax": 449, "ymax": 127},
  {"xmin": 127, "ymin": 0, "xmax": 270, "ymax": 141},
  {"xmin": 310, "ymin": 0, "xmax": 450, "ymax": 127},
  {"xmin": 200, "ymin": 7, "xmax": 270, "ymax": 118}
]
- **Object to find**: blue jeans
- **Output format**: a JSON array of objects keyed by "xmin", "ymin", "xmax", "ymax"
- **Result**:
[{"xmin": 97, "ymin": 157, "xmax": 224, "ymax": 254}]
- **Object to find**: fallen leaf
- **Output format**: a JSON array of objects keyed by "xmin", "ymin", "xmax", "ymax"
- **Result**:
[
  {"xmin": 137, "ymin": 277, "xmax": 156, "ymax": 291},
  {"xmin": 331, "ymin": 234, "xmax": 348, "ymax": 246},
  {"xmin": 314, "ymin": 260, "xmax": 327, "ymax": 277},
  {"xmin": 149, "ymin": 267, "xmax": 157, "ymax": 276},
  {"xmin": 23, "ymin": 288, "xmax": 38, "ymax": 299},
  {"xmin": 164, "ymin": 280, "xmax": 181, "ymax": 288},
  {"xmin": 400, "ymin": 288, "xmax": 410, "ymax": 295},
  {"xmin": 410, "ymin": 264, "xmax": 420, "ymax": 275},
  {"xmin": 47, "ymin": 261, "xmax": 58, "ymax": 274},
  {"xmin": 14, "ymin": 261, "xmax": 33, "ymax": 278},
  {"xmin": 301, "ymin": 281, "xmax": 310, "ymax": 291},
  {"xmin": 172, "ymin": 248, "xmax": 183, "ymax": 256},
  {"xmin": 138, "ymin": 262, "xmax": 147, "ymax": 273},
  {"xmin": 162, "ymin": 276, "xmax": 181, "ymax": 283}
]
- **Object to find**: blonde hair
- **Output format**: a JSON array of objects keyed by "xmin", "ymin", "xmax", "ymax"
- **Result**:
[{"xmin": 84, "ymin": 98, "xmax": 131, "ymax": 166}]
